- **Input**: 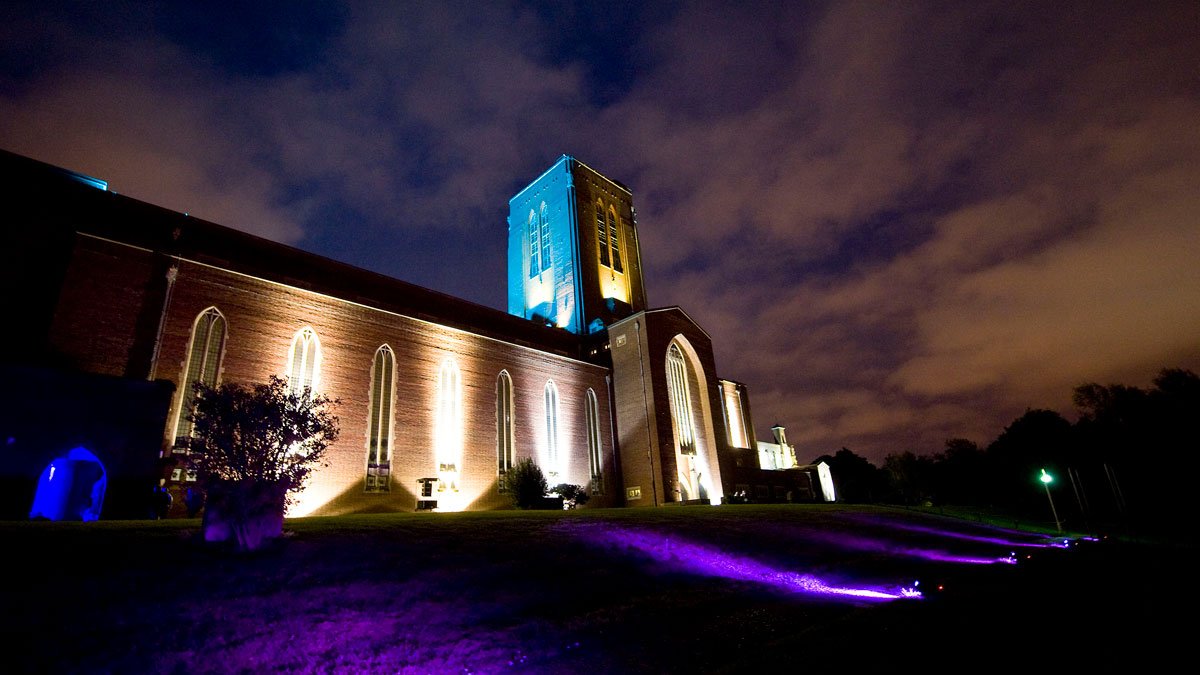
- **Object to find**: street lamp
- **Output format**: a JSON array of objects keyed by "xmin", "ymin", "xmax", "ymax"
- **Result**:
[{"xmin": 1040, "ymin": 468, "xmax": 1062, "ymax": 533}]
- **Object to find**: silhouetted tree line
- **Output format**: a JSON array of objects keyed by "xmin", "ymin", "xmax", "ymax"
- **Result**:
[{"xmin": 811, "ymin": 368, "xmax": 1199, "ymax": 536}]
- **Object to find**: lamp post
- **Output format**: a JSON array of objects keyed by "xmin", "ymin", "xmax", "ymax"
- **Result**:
[{"xmin": 1040, "ymin": 468, "xmax": 1062, "ymax": 533}]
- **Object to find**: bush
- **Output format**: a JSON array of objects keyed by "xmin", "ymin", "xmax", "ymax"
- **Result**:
[
  {"xmin": 551, "ymin": 483, "xmax": 590, "ymax": 509},
  {"xmin": 508, "ymin": 458, "xmax": 548, "ymax": 509},
  {"xmin": 188, "ymin": 375, "xmax": 339, "ymax": 550}
]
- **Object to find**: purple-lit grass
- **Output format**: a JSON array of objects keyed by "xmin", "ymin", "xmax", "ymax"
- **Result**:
[
  {"xmin": 863, "ymin": 518, "xmax": 1061, "ymax": 548},
  {"xmin": 800, "ymin": 529, "xmax": 1021, "ymax": 564},
  {"xmin": 836, "ymin": 510, "xmax": 1084, "ymax": 549},
  {"xmin": 1, "ymin": 504, "xmax": 1101, "ymax": 674},
  {"xmin": 562, "ymin": 522, "xmax": 922, "ymax": 601}
]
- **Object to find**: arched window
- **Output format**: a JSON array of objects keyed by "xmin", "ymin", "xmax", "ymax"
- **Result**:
[
  {"xmin": 173, "ymin": 307, "xmax": 226, "ymax": 449},
  {"xmin": 366, "ymin": 345, "xmax": 395, "ymax": 493},
  {"xmin": 436, "ymin": 357, "xmax": 462, "ymax": 492},
  {"xmin": 528, "ymin": 209, "xmax": 540, "ymax": 277},
  {"xmin": 497, "ymin": 371, "xmax": 514, "ymax": 492},
  {"xmin": 608, "ymin": 207, "xmax": 623, "ymax": 273},
  {"xmin": 667, "ymin": 343, "xmax": 696, "ymax": 455},
  {"xmin": 529, "ymin": 201, "xmax": 551, "ymax": 278},
  {"xmin": 586, "ymin": 388, "xmax": 603, "ymax": 495},
  {"xmin": 596, "ymin": 202, "xmax": 625, "ymax": 273},
  {"xmin": 539, "ymin": 202, "xmax": 551, "ymax": 273},
  {"xmin": 595, "ymin": 200, "xmax": 610, "ymax": 268},
  {"xmin": 544, "ymin": 380, "xmax": 560, "ymax": 479},
  {"xmin": 721, "ymin": 381, "xmax": 750, "ymax": 449},
  {"xmin": 287, "ymin": 327, "xmax": 321, "ymax": 397}
]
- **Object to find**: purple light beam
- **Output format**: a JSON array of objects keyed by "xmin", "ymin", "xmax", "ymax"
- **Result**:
[{"xmin": 563, "ymin": 523, "xmax": 921, "ymax": 602}]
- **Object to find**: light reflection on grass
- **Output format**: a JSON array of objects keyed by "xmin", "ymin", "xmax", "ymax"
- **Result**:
[
  {"xmin": 561, "ymin": 521, "xmax": 921, "ymax": 601},
  {"xmin": 2, "ymin": 504, "xmax": 1118, "ymax": 673}
]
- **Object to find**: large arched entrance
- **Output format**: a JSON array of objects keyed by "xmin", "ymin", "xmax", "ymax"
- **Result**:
[{"xmin": 665, "ymin": 337, "xmax": 720, "ymax": 504}]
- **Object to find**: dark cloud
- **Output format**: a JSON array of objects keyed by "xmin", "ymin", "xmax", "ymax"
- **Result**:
[{"xmin": 2, "ymin": 0, "xmax": 1196, "ymax": 464}]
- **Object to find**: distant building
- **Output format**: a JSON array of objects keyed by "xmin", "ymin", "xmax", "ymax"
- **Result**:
[
  {"xmin": 0, "ymin": 150, "xmax": 830, "ymax": 519},
  {"xmin": 758, "ymin": 424, "xmax": 799, "ymax": 471}
]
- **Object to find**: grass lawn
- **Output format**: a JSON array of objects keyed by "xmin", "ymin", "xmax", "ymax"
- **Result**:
[{"xmin": 2, "ymin": 504, "xmax": 1190, "ymax": 673}]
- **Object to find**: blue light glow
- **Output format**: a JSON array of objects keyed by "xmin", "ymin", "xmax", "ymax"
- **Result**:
[
  {"xmin": 29, "ymin": 446, "xmax": 107, "ymax": 521},
  {"xmin": 64, "ymin": 169, "xmax": 107, "ymax": 190}
]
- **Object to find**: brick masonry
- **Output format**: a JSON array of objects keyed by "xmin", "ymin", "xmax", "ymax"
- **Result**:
[
  {"xmin": 52, "ymin": 237, "xmax": 620, "ymax": 515},
  {"xmin": 608, "ymin": 308, "xmax": 730, "ymax": 506},
  {"xmin": 5, "ymin": 149, "xmax": 821, "ymax": 520}
]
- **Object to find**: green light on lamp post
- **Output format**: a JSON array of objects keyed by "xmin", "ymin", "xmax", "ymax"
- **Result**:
[{"xmin": 1040, "ymin": 468, "xmax": 1062, "ymax": 532}]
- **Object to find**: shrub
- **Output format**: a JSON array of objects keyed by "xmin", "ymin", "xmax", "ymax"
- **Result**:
[
  {"xmin": 508, "ymin": 458, "xmax": 548, "ymax": 509},
  {"xmin": 187, "ymin": 375, "xmax": 339, "ymax": 550}
]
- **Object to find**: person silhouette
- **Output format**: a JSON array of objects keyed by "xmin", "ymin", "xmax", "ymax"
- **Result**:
[
  {"xmin": 184, "ymin": 487, "xmax": 204, "ymax": 518},
  {"xmin": 154, "ymin": 486, "xmax": 172, "ymax": 519}
]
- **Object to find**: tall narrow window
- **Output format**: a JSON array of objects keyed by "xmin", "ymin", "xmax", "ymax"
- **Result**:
[
  {"xmin": 497, "ymin": 371, "xmax": 514, "ymax": 492},
  {"xmin": 596, "ymin": 202, "xmax": 625, "ymax": 274},
  {"xmin": 528, "ymin": 209, "xmax": 541, "ymax": 277},
  {"xmin": 538, "ymin": 202, "xmax": 551, "ymax": 274},
  {"xmin": 595, "ymin": 201, "xmax": 610, "ymax": 267},
  {"xmin": 436, "ymin": 358, "xmax": 462, "ymax": 493},
  {"xmin": 173, "ymin": 307, "xmax": 226, "ymax": 448},
  {"xmin": 544, "ymin": 380, "xmax": 560, "ymax": 479},
  {"xmin": 366, "ymin": 345, "xmax": 395, "ymax": 493},
  {"xmin": 722, "ymin": 381, "xmax": 750, "ymax": 449},
  {"xmin": 609, "ymin": 209, "xmax": 623, "ymax": 273},
  {"xmin": 667, "ymin": 343, "xmax": 696, "ymax": 455},
  {"xmin": 287, "ymin": 327, "xmax": 321, "ymax": 397},
  {"xmin": 586, "ymin": 388, "xmax": 603, "ymax": 495}
]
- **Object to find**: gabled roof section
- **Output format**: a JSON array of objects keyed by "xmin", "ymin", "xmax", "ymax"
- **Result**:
[
  {"xmin": 0, "ymin": 148, "xmax": 595, "ymax": 363},
  {"xmin": 509, "ymin": 154, "xmax": 572, "ymax": 205},
  {"xmin": 642, "ymin": 306, "xmax": 713, "ymax": 341}
]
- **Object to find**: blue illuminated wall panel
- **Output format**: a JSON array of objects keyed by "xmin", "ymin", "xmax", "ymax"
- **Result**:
[
  {"xmin": 508, "ymin": 156, "xmax": 582, "ymax": 332},
  {"xmin": 508, "ymin": 155, "xmax": 646, "ymax": 335}
]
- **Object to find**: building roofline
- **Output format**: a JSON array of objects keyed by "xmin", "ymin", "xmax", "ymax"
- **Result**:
[
  {"xmin": 641, "ymin": 306, "xmax": 713, "ymax": 341},
  {"xmin": 570, "ymin": 157, "xmax": 632, "ymax": 195},
  {"xmin": 508, "ymin": 154, "xmax": 573, "ymax": 205},
  {"xmin": 508, "ymin": 155, "xmax": 632, "ymax": 205},
  {"xmin": 2, "ymin": 148, "xmax": 595, "ymax": 362}
]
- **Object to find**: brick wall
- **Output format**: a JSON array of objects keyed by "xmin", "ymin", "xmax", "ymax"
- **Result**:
[
  {"xmin": 154, "ymin": 258, "xmax": 619, "ymax": 515},
  {"xmin": 609, "ymin": 308, "xmax": 730, "ymax": 506},
  {"xmin": 48, "ymin": 235, "xmax": 157, "ymax": 376}
]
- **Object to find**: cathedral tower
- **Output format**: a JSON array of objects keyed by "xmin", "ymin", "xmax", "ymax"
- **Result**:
[{"xmin": 507, "ymin": 155, "xmax": 647, "ymax": 334}]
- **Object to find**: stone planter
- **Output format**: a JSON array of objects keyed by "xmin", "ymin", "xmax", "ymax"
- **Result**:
[{"xmin": 201, "ymin": 479, "xmax": 287, "ymax": 551}]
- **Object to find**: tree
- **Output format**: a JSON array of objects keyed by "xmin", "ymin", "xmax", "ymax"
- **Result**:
[
  {"xmin": 1148, "ymin": 368, "xmax": 1200, "ymax": 459},
  {"xmin": 933, "ymin": 438, "xmax": 988, "ymax": 507},
  {"xmin": 1072, "ymin": 368, "xmax": 1200, "ymax": 530},
  {"xmin": 986, "ymin": 409, "xmax": 1073, "ymax": 518},
  {"xmin": 811, "ymin": 448, "xmax": 887, "ymax": 503},
  {"xmin": 507, "ymin": 457, "xmax": 548, "ymax": 509},
  {"xmin": 1145, "ymin": 369, "xmax": 1200, "ymax": 526},
  {"xmin": 1072, "ymin": 381, "xmax": 1150, "ymax": 523},
  {"xmin": 883, "ymin": 451, "xmax": 936, "ymax": 505},
  {"xmin": 188, "ymin": 375, "xmax": 339, "ymax": 550}
]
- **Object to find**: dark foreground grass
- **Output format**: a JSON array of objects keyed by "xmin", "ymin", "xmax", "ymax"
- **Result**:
[{"xmin": 2, "ymin": 504, "xmax": 1191, "ymax": 674}]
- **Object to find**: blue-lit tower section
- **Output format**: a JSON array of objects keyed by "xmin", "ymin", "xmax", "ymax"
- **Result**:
[{"xmin": 508, "ymin": 155, "xmax": 647, "ymax": 334}]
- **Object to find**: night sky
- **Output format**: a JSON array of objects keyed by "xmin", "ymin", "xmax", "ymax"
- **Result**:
[{"xmin": 3, "ymin": 1, "xmax": 1197, "ymax": 465}]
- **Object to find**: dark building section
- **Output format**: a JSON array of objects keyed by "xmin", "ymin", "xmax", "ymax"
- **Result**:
[{"xmin": 0, "ymin": 365, "xmax": 173, "ymax": 519}]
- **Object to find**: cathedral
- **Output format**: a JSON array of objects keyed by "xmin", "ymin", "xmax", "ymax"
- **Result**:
[{"xmin": 0, "ymin": 149, "xmax": 835, "ymax": 520}]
